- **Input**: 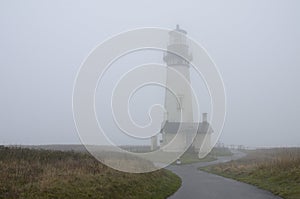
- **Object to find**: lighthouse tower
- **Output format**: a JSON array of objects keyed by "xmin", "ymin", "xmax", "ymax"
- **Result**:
[
  {"xmin": 163, "ymin": 25, "xmax": 193, "ymax": 123},
  {"xmin": 150, "ymin": 25, "xmax": 213, "ymax": 154},
  {"xmin": 159, "ymin": 25, "xmax": 195, "ymax": 152}
]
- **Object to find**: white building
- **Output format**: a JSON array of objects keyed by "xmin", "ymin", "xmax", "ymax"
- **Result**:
[{"xmin": 151, "ymin": 25, "xmax": 213, "ymax": 155}]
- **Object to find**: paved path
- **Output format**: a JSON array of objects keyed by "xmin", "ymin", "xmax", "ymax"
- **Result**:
[{"xmin": 166, "ymin": 151, "xmax": 282, "ymax": 199}]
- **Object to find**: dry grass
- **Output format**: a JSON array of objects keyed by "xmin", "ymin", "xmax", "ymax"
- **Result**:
[
  {"xmin": 0, "ymin": 146, "xmax": 181, "ymax": 199},
  {"xmin": 201, "ymin": 148, "xmax": 300, "ymax": 199}
]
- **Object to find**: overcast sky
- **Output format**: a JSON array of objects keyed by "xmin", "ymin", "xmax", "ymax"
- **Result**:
[{"xmin": 0, "ymin": 0, "xmax": 299, "ymax": 147}]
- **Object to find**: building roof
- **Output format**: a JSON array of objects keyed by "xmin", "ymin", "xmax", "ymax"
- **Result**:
[{"xmin": 161, "ymin": 121, "xmax": 213, "ymax": 134}]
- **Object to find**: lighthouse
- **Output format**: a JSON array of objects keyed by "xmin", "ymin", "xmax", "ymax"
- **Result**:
[
  {"xmin": 163, "ymin": 24, "xmax": 194, "ymax": 124},
  {"xmin": 151, "ymin": 25, "xmax": 213, "ymax": 155}
]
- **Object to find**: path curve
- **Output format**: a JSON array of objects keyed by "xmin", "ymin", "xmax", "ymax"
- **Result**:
[{"xmin": 166, "ymin": 151, "xmax": 282, "ymax": 199}]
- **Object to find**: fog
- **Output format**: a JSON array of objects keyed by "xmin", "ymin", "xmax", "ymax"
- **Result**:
[{"xmin": 0, "ymin": 0, "xmax": 299, "ymax": 147}]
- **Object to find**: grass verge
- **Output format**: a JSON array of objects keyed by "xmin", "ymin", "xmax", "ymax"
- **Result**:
[
  {"xmin": 0, "ymin": 146, "xmax": 181, "ymax": 199},
  {"xmin": 174, "ymin": 147, "xmax": 233, "ymax": 165},
  {"xmin": 200, "ymin": 148, "xmax": 300, "ymax": 199}
]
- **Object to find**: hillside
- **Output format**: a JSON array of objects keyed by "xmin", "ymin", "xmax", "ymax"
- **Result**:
[{"xmin": 0, "ymin": 146, "xmax": 181, "ymax": 199}]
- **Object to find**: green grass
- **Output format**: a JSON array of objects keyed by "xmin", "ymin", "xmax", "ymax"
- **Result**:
[
  {"xmin": 200, "ymin": 148, "xmax": 300, "ymax": 199},
  {"xmin": 0, "ymin": 146, "xmax": 181, "ymax": 199},
  {"xmin": 173, "ymin": 147, "xmax": 232, "ymax": 165},
  {"xmin": 209, "ymin": 147, "xmax": 233, "ymax": 157},
  {"xmin": 176, "ymin": 151, "xmax": 216, "ymax": 164}
]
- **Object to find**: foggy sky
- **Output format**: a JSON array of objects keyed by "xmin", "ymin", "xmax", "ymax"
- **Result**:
[{"xmin": 0, "ymin": 0, "xmax": 299, "ymax": 147}]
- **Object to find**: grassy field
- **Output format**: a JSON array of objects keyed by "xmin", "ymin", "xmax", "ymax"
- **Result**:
[
  {"xmin": 0, "ymin": 146, "xmax": 181, "ymax": 199},
  {"xmin": 201, "ymin": 148, "xmax": 300, "ymax": 199},
  {"xmin": 176, "ymin": 147, "xmax": 233, "ymax": 165}
]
